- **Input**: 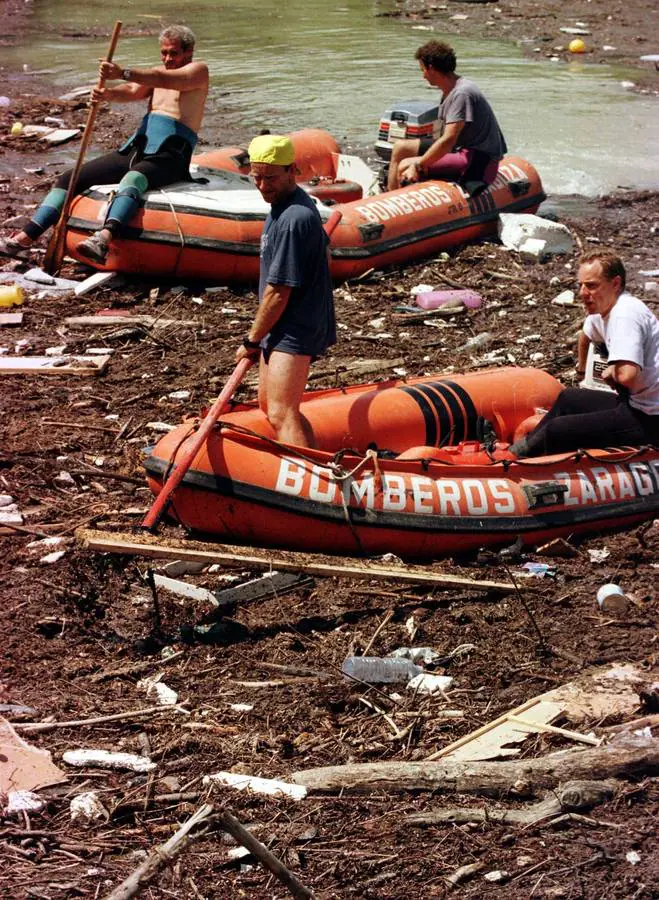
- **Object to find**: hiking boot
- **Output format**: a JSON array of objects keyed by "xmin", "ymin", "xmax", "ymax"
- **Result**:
[
  {"xmin": 0, "ymin": 236, "xmax": 32, "ymax": 259},
  {"xmin": 77, "ymin": 231, "xmax": 109, "ymax": 264}
]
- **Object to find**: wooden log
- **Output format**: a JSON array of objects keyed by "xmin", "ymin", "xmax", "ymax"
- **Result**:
[
  {"xmin": 406, "ymin": 779, "xmax": 618, "ymax": 826},
  {"xmin": 77, "ymin": 528, "xmax": 517, "ymax": 593},
  {"xmin": 291, "ymin": 738, "xmax": 659, "ymax": 796}
]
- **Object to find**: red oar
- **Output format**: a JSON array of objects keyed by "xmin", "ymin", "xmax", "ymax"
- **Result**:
[
  {"xmin": 141, "ymin": 208, "xmax": 343, "ymax": 533},
  {"xmin": 142, "ymin": 356, "xmax": 253, "ymax": 531}
]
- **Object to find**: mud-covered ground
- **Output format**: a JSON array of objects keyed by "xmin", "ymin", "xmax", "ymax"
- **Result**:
[{"xmin": 1, "ymin": 4, "xmax": 659, "ymax": 899}]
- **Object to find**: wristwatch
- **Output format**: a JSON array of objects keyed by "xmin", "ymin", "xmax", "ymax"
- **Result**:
[
  {"xmin": 242, "ymin": 336, "xmax": 260, "ymax": 350},
  {"xmin": 121, "ymin": 68, "xmax": 132, "ymax": 81}
]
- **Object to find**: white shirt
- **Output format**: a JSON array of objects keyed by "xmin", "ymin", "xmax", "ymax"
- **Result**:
[{"xmin": 583, "ymin": 292, "xmax": 659, "ymax": 415}]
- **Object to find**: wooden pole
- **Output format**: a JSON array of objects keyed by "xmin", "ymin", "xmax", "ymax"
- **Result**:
[{"xmin": 43, "ymin": 21, "xmax": 122, "ymax": 275}]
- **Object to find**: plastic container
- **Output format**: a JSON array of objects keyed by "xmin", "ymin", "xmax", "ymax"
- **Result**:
[
  {"xmin": 0, "ymin": 285, "xmax": 24, "ymax": 308},
  {"xmin": 460, "ymin": 331, "xmax": 493, "ymax": 351},
  {"xmin": 415, "ymin": 289, "xmax": 483, "ymax": 311},
  {"xmin": 341, "ymin": 655, "xmax": 423, "ymax": 684},
  {"xmin": 596, "ymin": 584, "xmax": 629, "ymax": 615}
]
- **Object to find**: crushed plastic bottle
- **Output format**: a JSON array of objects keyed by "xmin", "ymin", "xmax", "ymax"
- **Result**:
[{"xmin": 342, "ymin": 655, "xmax": 424, "ymax": 684}]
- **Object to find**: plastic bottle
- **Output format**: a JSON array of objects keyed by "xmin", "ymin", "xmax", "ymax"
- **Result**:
[
  {"xmin": 460, "ymin": 331, "xmax": 492, "ymax": 351},
  {"xmin": 341, "ymin": 655, "xmax": 424, "ymax": 684},
  {"xmin": 0, "ymin": 285, "xmax": 24, "ymax": 308},
  {"xmin": 415, "ymin": 289, "xmax": 482, "ymax": 311}
]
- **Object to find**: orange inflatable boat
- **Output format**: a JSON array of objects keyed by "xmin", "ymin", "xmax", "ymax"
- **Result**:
[
  {"xmin": 144, "ymin": 367, "xmax": 659, "ymax": 558},
  {"xmin": 64, "ymin": 129, "xmax": 545, "ymax": 283}
]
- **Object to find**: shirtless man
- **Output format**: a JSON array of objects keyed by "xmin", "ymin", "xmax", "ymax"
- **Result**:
[{"xmin": 1, "ymin": 25, "xmax": 208, "ymax": 264}]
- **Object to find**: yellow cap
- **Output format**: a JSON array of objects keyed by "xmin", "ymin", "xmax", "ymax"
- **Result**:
[{"xmin": 248, "ymin": 134, "xmax": 295, "ymax": 166}]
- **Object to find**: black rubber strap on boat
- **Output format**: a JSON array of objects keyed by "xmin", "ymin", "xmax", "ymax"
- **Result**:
[
  {"xmin": 400, "ymin": 385, "xmax": 438, "ymax": 447},
  {"xmin": 414, "ymin": 383, "xmax": 458, "ymax": 446},
  {"xmin": 441, "ymin": 379, "xmax": 480, "ymax": 441}
]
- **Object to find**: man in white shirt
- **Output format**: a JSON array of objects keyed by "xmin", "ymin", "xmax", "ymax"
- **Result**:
[{"xmin": 510, "ymin": 250, "xmax": 659, "ymax": 457}]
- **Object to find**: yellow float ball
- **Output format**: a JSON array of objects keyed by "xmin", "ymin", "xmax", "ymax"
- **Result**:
[
  {"xmin": 10, "ymin": 121, "xmax": 23, "ymax": 135},
  {"xmin": 569, "ymin": 38, "xmax": 586, "ymax": 53}
]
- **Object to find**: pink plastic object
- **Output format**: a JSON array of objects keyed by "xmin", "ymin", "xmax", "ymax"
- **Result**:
[{"xmin": 415, "ymin": 289, "xmax": 482, "ymax": 310}]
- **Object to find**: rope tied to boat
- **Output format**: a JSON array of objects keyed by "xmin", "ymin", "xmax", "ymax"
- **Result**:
[{"xmin": 157, "ymin": 185, "xmax": 187, "ymax": 276}]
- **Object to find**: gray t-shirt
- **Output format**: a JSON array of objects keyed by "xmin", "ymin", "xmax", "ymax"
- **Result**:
[
  {"xmin": 259, "ymin": 186, "xmax": 336, "ymax": 358},
  {"xmin": 440, "ymin": 77, "xmax": 507, "ymax": 161}
]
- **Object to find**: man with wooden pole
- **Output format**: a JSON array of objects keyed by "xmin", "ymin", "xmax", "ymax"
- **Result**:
[{"xmin": 0, "ymin": 24, "xmax": 208, "ymax": 268}]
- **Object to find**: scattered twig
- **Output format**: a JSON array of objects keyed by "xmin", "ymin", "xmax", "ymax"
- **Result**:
[
  {"xmin": 14, "ymin": 704, "xmax": 174, "ymax": 733},
  {"xmin": 217, "ymin": 808, "xmax": 315, "ymax": 900},
  {"xmin": 103, "ymin": 803, "xmax": 215, "ymax": 900}
]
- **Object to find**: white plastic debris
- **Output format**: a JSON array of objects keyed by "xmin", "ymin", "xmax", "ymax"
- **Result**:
[
  {"xmin": 203, "ymin": 771, "xmax": 307, "ymax": 801},
  {"xmin": 230, "ymin": 704, "xmax": 254, "ymax": 712},
  {"xmin": 70, "ymin": 791, "xmax": 109, "ymax": 823},
  {"xmin": 484, "ymin": 870, "xmax": 509, "ymax": 883},
  {"xmin": 588, "ymin": 548, "xmax": 610, "ymax": 564},
  {"xmin": 146, "ymin": 421, "xmax": 176, "ymax": 433},
  {"xmin": 137, "ymin": 674, "xmax": 179, "ymax": 706},
  {"xmin": 54, "ymin": 471, "xmax": 76, "ymax": 486},
  {"xmin": 407, "ymin": 673, "xmax": 454, "ymax": 694},
  {"xmin": 4, "ymin": 790, "xmax": 45, "ymax": 814},
  {"xmin": 63, "ymin": 749, "xmax": 157, "ymax": 772},
  {"xmin": 498, "ymin": 214, "xmax": 573, "ymax": 260},
  {"xmin": 551, "ymin": 289, "xmax": 576, "ymax": 306},
  {"xmin": 410, "ymin": 283, "xmax": 435, "ymax": 296},
  {"xmin": 39, "ymin": 550, "xmax": 67, "ymax": 565},
  {"xmin": 626, "ymin": 851, "xmax": 641, "ymax": 865},
  {"xmin": 168, "ymin": 390, "xmax": 191, "ymax": 401},
  {"xmin": 0, "ymin": 494, "xmax": 15, "ymax": 507},
  {"xmin": 390, "ymin": 647, "xmax": 442, "ymax": 665}
]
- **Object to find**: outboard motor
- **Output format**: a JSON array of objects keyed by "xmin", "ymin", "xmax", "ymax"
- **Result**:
[{"xmin": 374, "ymin": 100, "xmax": 441, "ymax": 186}]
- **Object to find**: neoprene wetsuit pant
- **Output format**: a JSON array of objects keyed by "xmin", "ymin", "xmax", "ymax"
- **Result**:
[
  {"xmin": 521, "ymin": 387, "xmax": 659, "ymax": 456},
  {"xmin": 24, "ymin": 137, "xmax": 191, "ymax": 241}
]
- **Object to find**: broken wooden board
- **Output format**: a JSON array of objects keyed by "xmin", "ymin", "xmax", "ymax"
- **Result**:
[
  {"xmin": 308, "ymin": 357, "xmax": 406, "ymax": 382},
  {"xmin": 77, "ymin": 528, "xmax": 517, "ymax": 593},
  {"xmin": 0, "ymin": 355, "xmax": 110, "ymax": 375},
  {"xmin": 0, "ymin": 312, "xmax": 23, "ymax": 326},
  {"xmin": 65, "ymin": 314, "xmax": 197, "ymax": 328},
  {"xmin": 428, "ymin": 699, "xmax": 565, "ymax": 762},
  {"xmin": 73, "ymin": 271, "xmax": 122, "ymax": 297},
  {"xmin": 425, "ymin": 663, "xmax": 644, "ymax": 762}
]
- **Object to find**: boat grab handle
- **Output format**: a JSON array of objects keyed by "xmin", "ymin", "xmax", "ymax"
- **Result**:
[{"xmin": 523, "ymin": 481, "xmax": 568, "ymax": 509}]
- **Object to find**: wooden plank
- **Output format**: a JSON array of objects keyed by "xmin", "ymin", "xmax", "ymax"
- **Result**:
[
  {"xmin": 0, "ymin": 313, "xmax": 23, "ymax": 326},
  {"xmin": 0, "ymin": 355, "xmax": 110, "ymax": 375},
  {"xmin": 77, "ymin": 528, "xmax": 517, "ymax": 593},
  {"xmin": 65, "ymin": 315, "xmax": 197, "ymax": 328}
]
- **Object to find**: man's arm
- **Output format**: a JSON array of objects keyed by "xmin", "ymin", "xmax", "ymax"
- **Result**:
[
  {"xmin": 576, "ymin": 331, "xmax": 591, "ymax": 378},
  {"xmin": 100, "ymin": 60, "xmax": 209, "ymax": 92},
  {"xmin": 92, "ymin": 82, "xmax": 152, "ymax": 104},
  {"xmin": 398, "ymin": 121, "xmax": 464, "ymax": 183},
  {"xmin": 236, "ymin": 283, "xmax": 292, "ymax": 362},
  {"xmin": 601, "ymin": 361, "xmax": 641, "ymax": 391}
]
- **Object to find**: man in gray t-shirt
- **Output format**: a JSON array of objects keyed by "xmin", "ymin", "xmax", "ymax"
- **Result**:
[
  {"xmin": 388, "ymin": 40, "xmax": 507, "ymax": 191},
  {"xmin": 236, "ymin": 134, "xmax": 336, "ymax": 448}
]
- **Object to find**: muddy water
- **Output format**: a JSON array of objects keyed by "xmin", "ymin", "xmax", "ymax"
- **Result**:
[{"xmin": 5, "ymin": 0, "xmax": 659, "ymax": 196}]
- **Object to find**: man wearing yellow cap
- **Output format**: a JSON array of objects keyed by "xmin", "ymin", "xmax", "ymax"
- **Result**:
[{"xmin": 236, "ymin": 134, "xmax": 336, "ymax": 447}]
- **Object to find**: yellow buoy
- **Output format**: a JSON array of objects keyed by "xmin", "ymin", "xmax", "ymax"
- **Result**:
[
  {"xmin": 569, "ymin": 39, "xmax": 586, "ymax": 54},
  {"xmin": 10, "ymin": 121, "xmax": 23, "ymax": 136}
]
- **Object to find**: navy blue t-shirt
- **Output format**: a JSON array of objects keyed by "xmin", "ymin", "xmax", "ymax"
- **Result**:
[{"xmin": 259, "ymin": 186, "xmax": 336, "ymax": 358}]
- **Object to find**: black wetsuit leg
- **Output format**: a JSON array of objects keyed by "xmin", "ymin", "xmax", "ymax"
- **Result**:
[{"xmin": 523, "ymin": 387, "xmax": 654, "ymax": 456}]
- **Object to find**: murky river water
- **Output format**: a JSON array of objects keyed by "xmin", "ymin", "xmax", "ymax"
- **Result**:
[{"xmin": 3, "ymin": 0, "xmax": 658, "ymax": 196}]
